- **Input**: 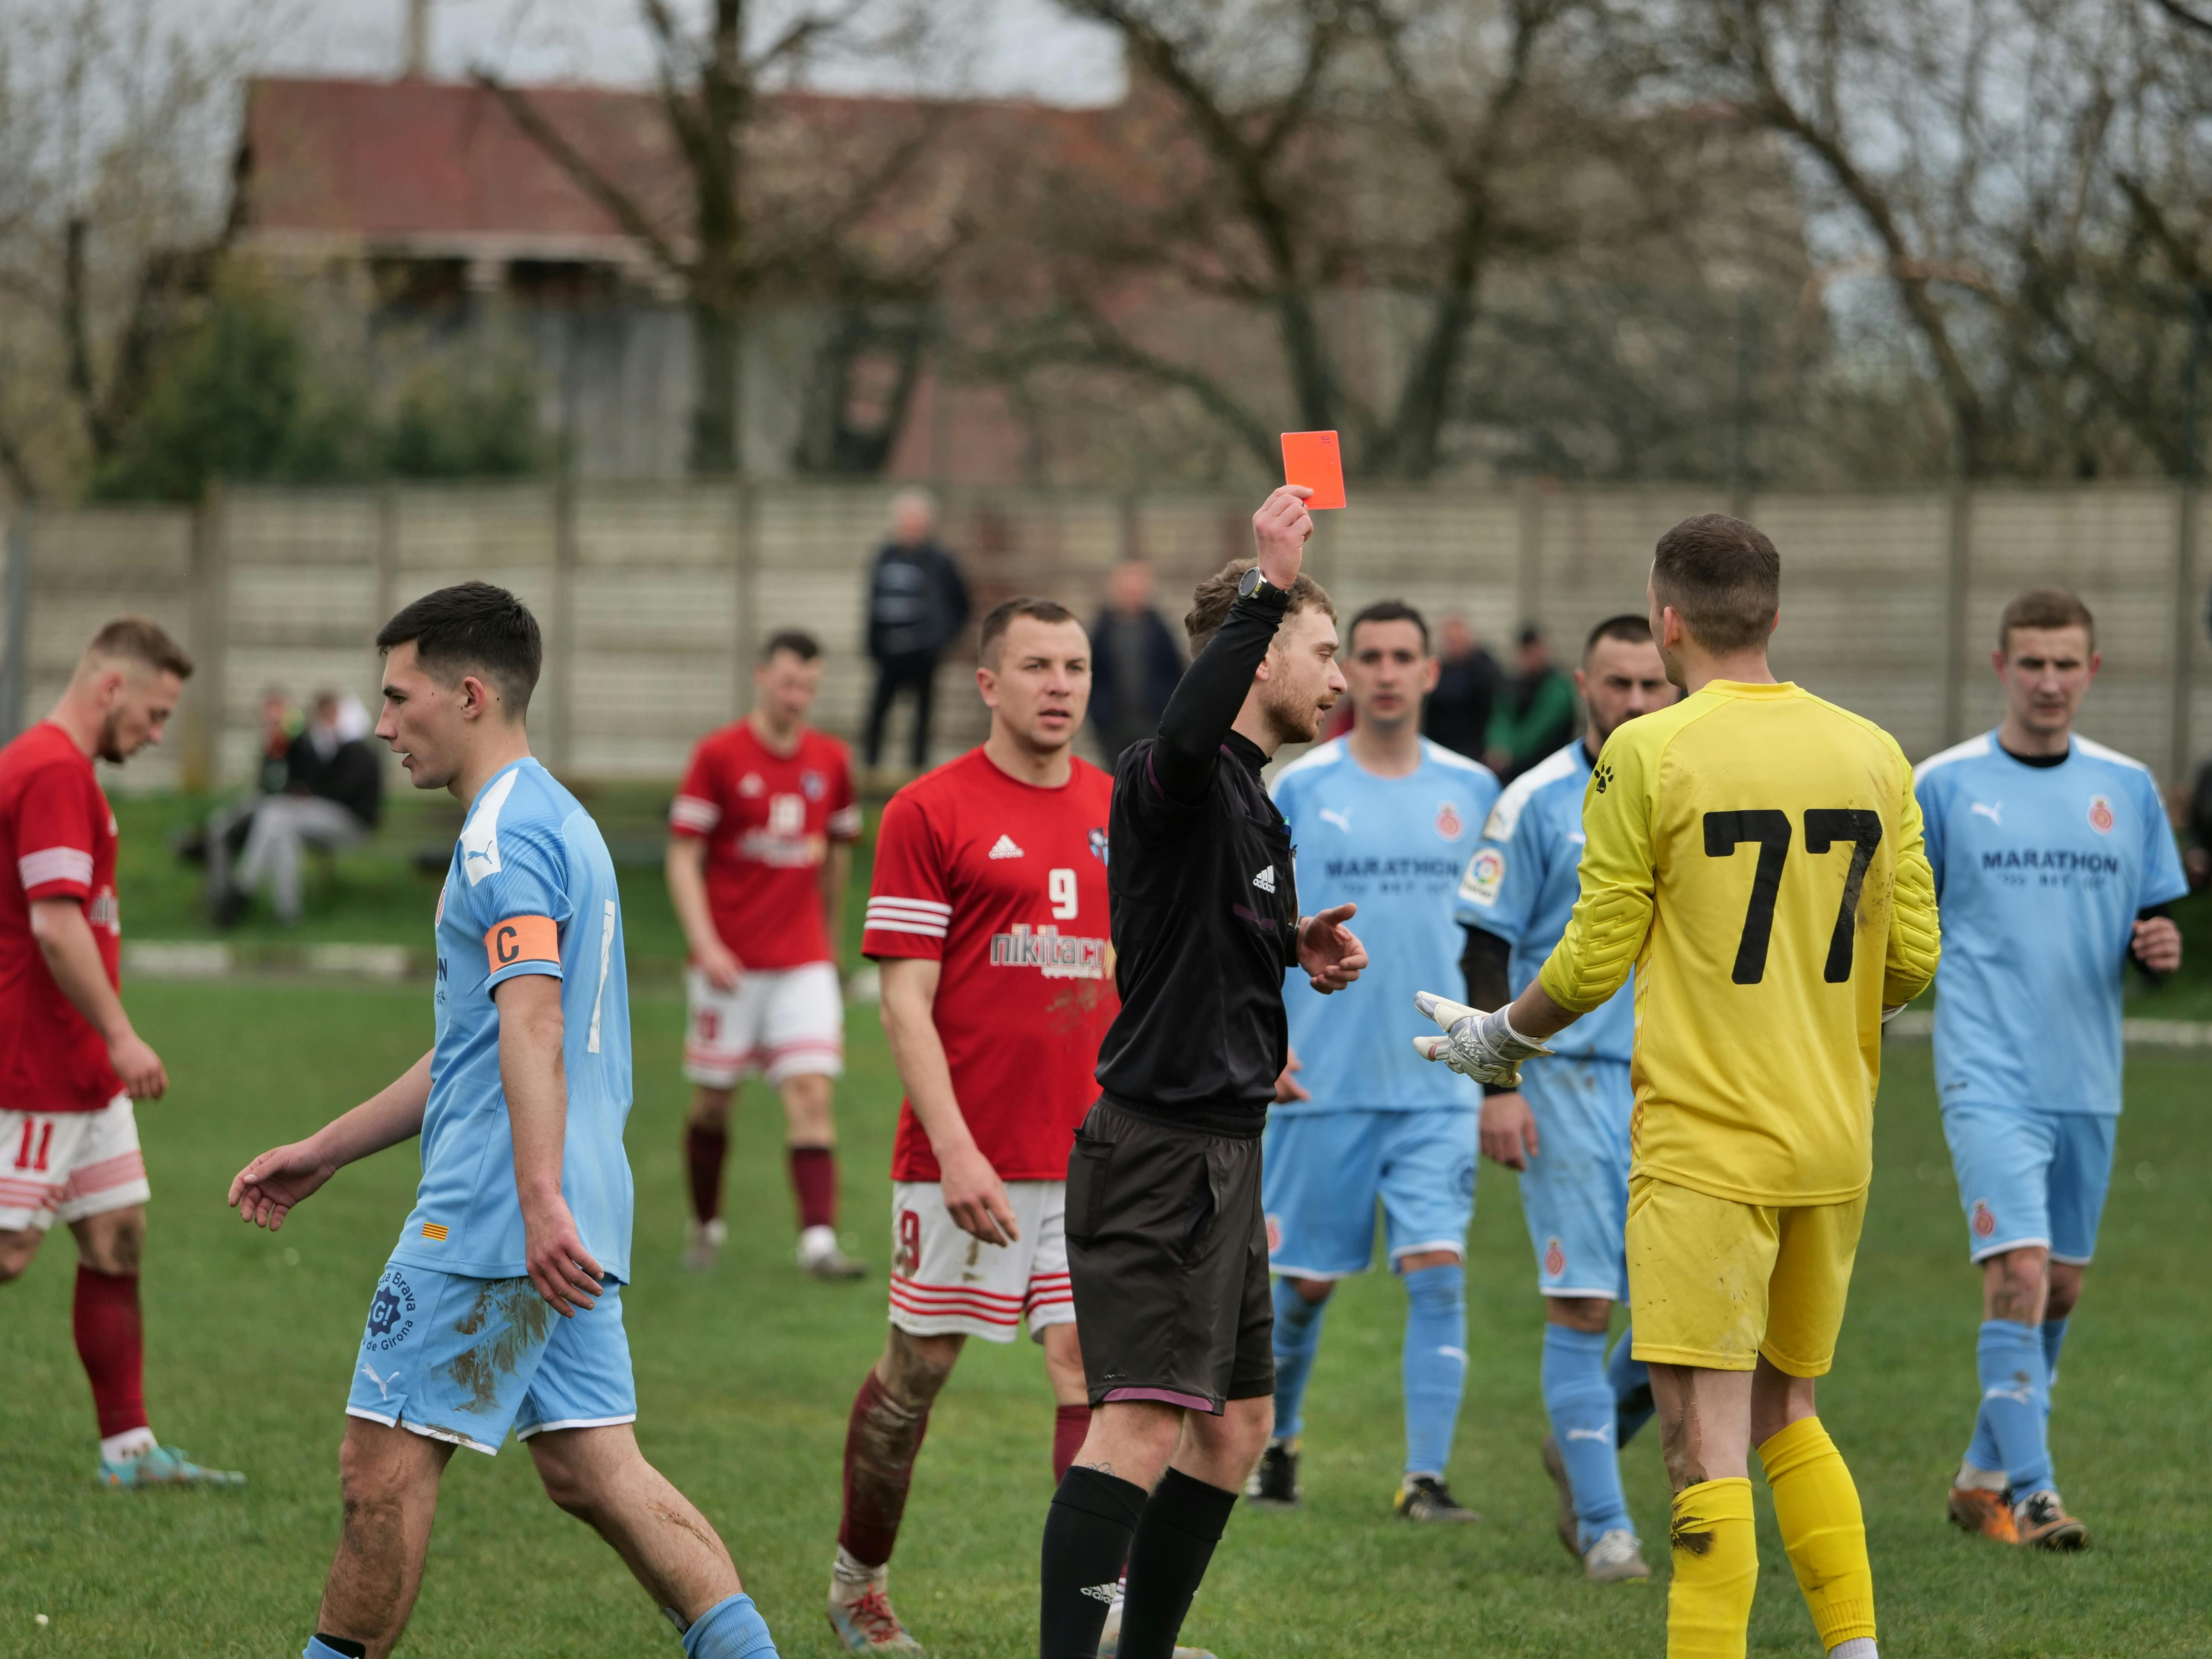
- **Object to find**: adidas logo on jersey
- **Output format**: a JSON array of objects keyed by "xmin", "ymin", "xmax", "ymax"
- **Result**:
[
  {"xmin": 988, "ymin": 834, "xmax": 1025, "ymax": 859},
  {"xmin": 1252, "ymin": 864, "xmax": 1277, "ymax": 893}
]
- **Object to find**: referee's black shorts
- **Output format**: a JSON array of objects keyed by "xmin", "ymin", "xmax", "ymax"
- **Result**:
[{"xmin": 1064, "ymin": 1098, "xmax": 1274, "ymax": 1414}]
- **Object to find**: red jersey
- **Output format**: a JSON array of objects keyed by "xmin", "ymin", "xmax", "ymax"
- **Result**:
[
  {"xmin": 863, "ymin": 747, "xmax": 1117, "ymax": 1182},
  {"xmin": 671, "ymin": 721, "xmax": 860, "ymax": 970},
  {"xmin": 0, "ymin": 723, "xmax": 123, "ymax": 1112}
]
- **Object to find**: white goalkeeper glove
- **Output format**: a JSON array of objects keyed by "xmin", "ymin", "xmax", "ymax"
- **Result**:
[{"xmin": 1410, "ymin": 990, "xmax": 1554, "ymax": 1087}]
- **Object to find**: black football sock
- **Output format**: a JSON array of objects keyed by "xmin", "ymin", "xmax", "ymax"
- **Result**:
[
  {"xmin": 1039, "ymin": 1466, "xmax": 1146, "ymax": 1659},
  {"xmin": 309, "ymin": 1636, "xmax": 368, "ymax": 1659},
  {"xmin": 1115, "ymin": 1468, "xmax": 1238, "ymax": 1659}
]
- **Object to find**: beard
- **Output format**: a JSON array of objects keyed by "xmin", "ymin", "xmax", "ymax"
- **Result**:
[
  {"xmin": 96, "ymin": 710, "xmax": 127, "ymax": 764},
  {"xmin": 1261, "ymin": 678, "xmax": 1327, "ymax": 747}
]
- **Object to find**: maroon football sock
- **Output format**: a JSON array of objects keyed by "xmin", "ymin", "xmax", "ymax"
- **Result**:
[
  {"xmin": 1053, "ymin": 1403, "xmax": 1091, "ymax": 1483},
  {"xmin": 684, "ymin": 1123, "xmax": 728, "ymax": 1225},
  {"xmin": 839, "ymin": 1370, "xmax": 931, "ymax": 1567},
  {"xmin": 73, "ymin": 1265, "xmax": 148, "ymax": 1439},
  {"xmin": 789, "ymin": 1144, "xmax": 837, "ymax": 1233}
]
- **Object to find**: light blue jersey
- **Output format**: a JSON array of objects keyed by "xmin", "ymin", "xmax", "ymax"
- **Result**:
[
  {"xmin": 1915, "ymin": 732, "xmax": 2187, "ymax": 1117},
  {"xmin": 390, "ymin": 758, "xmax": 635, "ymax": 1282},
  {"xmin": 1270, "ymin": 737, "xmax": 1500, "ymax": 1112},
  {"xmin": 1453, "ymin": 738, "xmax": 1633, "ymax": 1062}
]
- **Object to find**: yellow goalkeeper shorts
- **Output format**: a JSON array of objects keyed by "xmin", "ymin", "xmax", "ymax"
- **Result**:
[{"xmin": 1625, "ymin": 1175, "xmax": 1866, "ymax": 1376}]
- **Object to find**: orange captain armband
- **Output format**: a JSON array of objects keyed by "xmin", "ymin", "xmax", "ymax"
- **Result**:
[{"xmin": 485, "ymin": 915, "xmax": 560, "ymax": 974}]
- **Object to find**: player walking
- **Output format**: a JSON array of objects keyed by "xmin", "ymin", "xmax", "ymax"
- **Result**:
[
  {"xmin": 0, "ymin": 618, "xmax": 242, "ymax": 1488},
  {"xmin": 1457, "ymin": 613, "xmax": 1673, "ymax": 1583},
  {"xmin": 1252, "ymin": 600, "xmax": 1499, "ymax": 1522},
  {"xmin": 1416, "ymin": 515, "xmax": 1940, "ymax": 1659},
  {"xmin": 826, "ymin": 598, "xmax": 1115, "ymax": 1654},
  {"xmin": 1038, "ymin": 486, "xmax": 1368, "ymax": 1659},
  {"xmin": 230, "ymin": 584, "xmax": 779, "ymax": 1659},
  {"xmin": 669, "ymin": 629, "xmax": 865, "ymax": 1278},
  {"xmin": 1915, "ymin": 588, "xmax": 2186, "ymax": 1552}
]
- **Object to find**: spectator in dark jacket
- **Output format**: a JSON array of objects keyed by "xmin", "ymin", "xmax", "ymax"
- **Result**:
[
  {"xmin": 1088, "ymin": 559, "xmax": 1184, "ymax": 768},
  {"xmin": 1484, "ymin": 623, "xmax": 1578, "ymax": 783},
  {"xmin": 214, "ymin": 691, "xmax": 383, "ymax": 926},
  {"xmin": 1421, "ymin": 613, "xmax": 1501, "ymax": 763},
  {"xmin": 862, "ymin": 489, "xmax": 971, "ymax": 772}
]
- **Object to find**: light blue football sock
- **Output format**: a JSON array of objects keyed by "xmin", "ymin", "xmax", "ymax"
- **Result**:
[
  {"xmin": 1974, "ymin": 1319, "xmax": 2053, "ymax": 1496},
  {"xmin": 1269, "ymin": 1277, "xmax": 1329, "ymax": 1441},
  {"xmin": 2040, "ymin": 1318, "xmax": 2068, "ymax": 1423},
  {"xmin": 681, "ymin": 1592, "xmax": 778, "ymax": 1659},
  {"xmin": 1544, "ymin": 1324, "xmax": 1633, "ymax": 1547},
  {"xmin": 1401, "ymin": 1263, "xmax": 1468, "ymax": 1478},
  {"xmin": 1607, "ymin": 1325, "xmax": 1654, "ymax": 1447}
]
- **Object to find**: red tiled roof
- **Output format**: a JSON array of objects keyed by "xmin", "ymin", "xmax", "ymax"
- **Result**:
[{"xmin": 233, "ymin": 75, "xmax": 1139, "ymax": 264}]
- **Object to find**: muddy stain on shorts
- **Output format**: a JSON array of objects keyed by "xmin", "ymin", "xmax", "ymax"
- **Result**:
[{"xmin": 438, "ymin": 1278, "xmax": 553, "ymax": 1413}]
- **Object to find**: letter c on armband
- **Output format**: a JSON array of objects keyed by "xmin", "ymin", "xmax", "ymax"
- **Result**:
[{"xmin": 485, "ymin": 915, "xmax": 560, "ymax": 974}]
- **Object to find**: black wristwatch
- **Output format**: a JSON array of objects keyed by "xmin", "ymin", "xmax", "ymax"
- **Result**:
[{"xmin": 1237, "ymin": 565, "xmax": 1290, "ymax": 608}]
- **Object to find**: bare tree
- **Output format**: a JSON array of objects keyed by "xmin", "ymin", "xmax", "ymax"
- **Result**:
[
  {"xmin": 0, "ymin": 0, "xmax": 258, "ymax": 501},
  {"xmin": 474, "ymin": 0, "xmax": 954, "ymax": 477},
  {"xmin": 992, "ymin": 0, "xmax": 1607, "ymax": 481}
]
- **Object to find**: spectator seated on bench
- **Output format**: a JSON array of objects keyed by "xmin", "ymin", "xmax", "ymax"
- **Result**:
[{"xmin": 210, "ymin": 691, "xmax": 382, "ymax": 926}]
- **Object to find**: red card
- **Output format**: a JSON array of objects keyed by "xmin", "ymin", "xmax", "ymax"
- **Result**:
[{"xmin": 1281, "ymin": 431, "xmax": 1347, "ymax": 509}]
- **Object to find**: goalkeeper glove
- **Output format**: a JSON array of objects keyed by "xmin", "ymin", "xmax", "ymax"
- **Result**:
[{"xmin": 1410, "ymin": 990, "xmax": 1554, "ymax": 1087}]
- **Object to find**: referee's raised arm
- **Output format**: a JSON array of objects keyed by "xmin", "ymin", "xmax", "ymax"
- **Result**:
[{"xmin": 1039, "ymin": 485, "xmax": 1366, "ymax": 1659}]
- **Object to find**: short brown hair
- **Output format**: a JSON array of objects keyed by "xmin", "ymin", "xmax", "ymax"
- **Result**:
[
  {"xmin": 1650, "ymin": 515, "xmax": 1779, "ymax": 655},
  {"xmin": 1583, "ymin": 613, "xmax": 1653, "ymax": 658},
  {"xmin": 1185, "ymin": 559, "xmax": 1334, "ymax": 654},
  {"xmin": 1998, "ymin": 588, "xmax": 2096, "ymax": 653},
  {"xmin": 376, "ymin": 581, "xmax": 542, "ymax": 716},
  {"xmin": 980, "ymin": 596, "xmax": 1080, "ymax": 667},
  {"xmin": 85, "ymin": 617, "xmax": 193, "ymax": 679}
]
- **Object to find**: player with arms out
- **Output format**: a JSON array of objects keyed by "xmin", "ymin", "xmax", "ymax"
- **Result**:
[
  {"xmin": 1416, "ymin": 515, "xmax": 1939, "ymax": 1659},
  {"xmin": 1457, "ymin": 613, "xmax": 1674, "ymax": 1583},
  {"xmin": 0, "ymin": 618, "xmax": 242, "ymax": 1488},
  {"xmin": 1915, "ymin": 589, "xmax": 2186, "ymax": 1552},
  {"xmin": 230, "ymin": 584, "xmax": 779, "ymax": 1659},
  {"xmin": 1253, "ymin": 600, "xmax": 1499, "ymax": 1524},
  {"xmin": 824, "ymin": 598, "xmax": 1117, "ymax": 1654},
  {"xmin": 1038, "ymin": 487, "xmax": 1366, "ymax": 1659},
  {"xmin": 668, "ymin": 629, "xmax": 864, "ymax": 1278}
]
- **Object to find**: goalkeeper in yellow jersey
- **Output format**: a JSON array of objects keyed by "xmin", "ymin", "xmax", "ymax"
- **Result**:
[{"xmin": 1415, "ymin": 514, "xmax": 1940, "ymax": 1659}]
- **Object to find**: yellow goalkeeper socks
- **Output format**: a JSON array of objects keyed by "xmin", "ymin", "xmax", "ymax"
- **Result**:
[
  {"xmin": 1760, "ymin": 1415, "xmax": 1876, "ymax": 1650},
  {"xmin": 1666, "ymin": 1476, "xmax": 1757, "ymax": 1659}
]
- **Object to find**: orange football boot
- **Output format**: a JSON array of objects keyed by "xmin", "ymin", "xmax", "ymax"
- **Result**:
[{"xmin": 1947, "ymin": 1484, "xmax": 2019, "ymax": 1543}]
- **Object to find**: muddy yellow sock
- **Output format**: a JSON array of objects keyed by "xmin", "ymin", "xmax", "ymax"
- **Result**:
[
  {"xmin": 1760, "ymin": 1415, "xmax": 1876, "ymax": 1650},
  {"xmin": 1667, "ymin": 1476, "xmax": 1757, "ymax": 1659}
]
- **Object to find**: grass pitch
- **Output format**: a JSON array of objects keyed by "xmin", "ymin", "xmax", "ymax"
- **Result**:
[{"xmin": 3, "ymin": 981, "xmax": 2209, "ymax": 1656}]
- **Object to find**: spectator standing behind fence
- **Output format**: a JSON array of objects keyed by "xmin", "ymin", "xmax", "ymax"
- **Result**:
[
  {"xmin": 1422, "ymin": 614, "xmax": 1501, "ymax": 763},
  {"xmin": 1088, "ymin": 558, "xmax": 1184, "ymax": 769},
  {"xmin": 1484, "ymin": 625, "xmax": 1578, "ymax": 783},
  {"xmin": 211, "ymin": 691, "xmax": 382, "ymax": 927},
  {"xmin": 862, "ymin": 490, "xmax": 971, "ymax": 776}
]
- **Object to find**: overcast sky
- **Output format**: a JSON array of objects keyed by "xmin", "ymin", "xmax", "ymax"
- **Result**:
[{"xmin": 160, "ymin": 0, "xmax": 1126, "ymax": 105}]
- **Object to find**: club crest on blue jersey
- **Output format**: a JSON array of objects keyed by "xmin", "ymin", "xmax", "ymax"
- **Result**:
[
  {"xmin": 1436, "ymin": 801, "xmax": 1465, "ymax": 841},
  {"xmin": 2087, "ymin": 794, "xmax": 2113, "ymax": 834}
]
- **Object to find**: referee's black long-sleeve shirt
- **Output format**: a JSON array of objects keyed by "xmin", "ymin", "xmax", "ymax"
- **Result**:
[{"xmin": 1094, "ymin": 588, "xmax": 1303, "ymax": 1135}]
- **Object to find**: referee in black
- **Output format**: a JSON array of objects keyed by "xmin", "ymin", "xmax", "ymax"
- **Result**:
[{"xmin": 1040, "ymin": 486, "xmax": 1368, "ymax": 1659}]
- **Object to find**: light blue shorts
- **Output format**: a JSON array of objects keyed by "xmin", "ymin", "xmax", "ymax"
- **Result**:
[
  {"xmin": 1941, "ymin": 1102, "xmax": 2116, "ymax": 1266},
  {"xmin": 343, "ymin": 1261, "xmax": 637, "ymax": 1454},
  {"xmin": 1517, "ymin": 1056, "xmax": 1634, "ymax": 1301},
  {"xmin": 1262, "ymin": 1106, "xmax": 1477, "ymax": 1279}
]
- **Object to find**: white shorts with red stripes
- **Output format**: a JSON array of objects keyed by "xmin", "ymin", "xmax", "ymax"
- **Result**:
[
  {"xmin": 888, "ymin": 1179, "xmax": 1073, "ymax": 1345},
  {"xmin": 683, "ymin": 961, "xmax": 844, "ymax": 1087},
  {"xmin": 0, "ymin": 1094, "xmax": 150, "ymax": 1232}
]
